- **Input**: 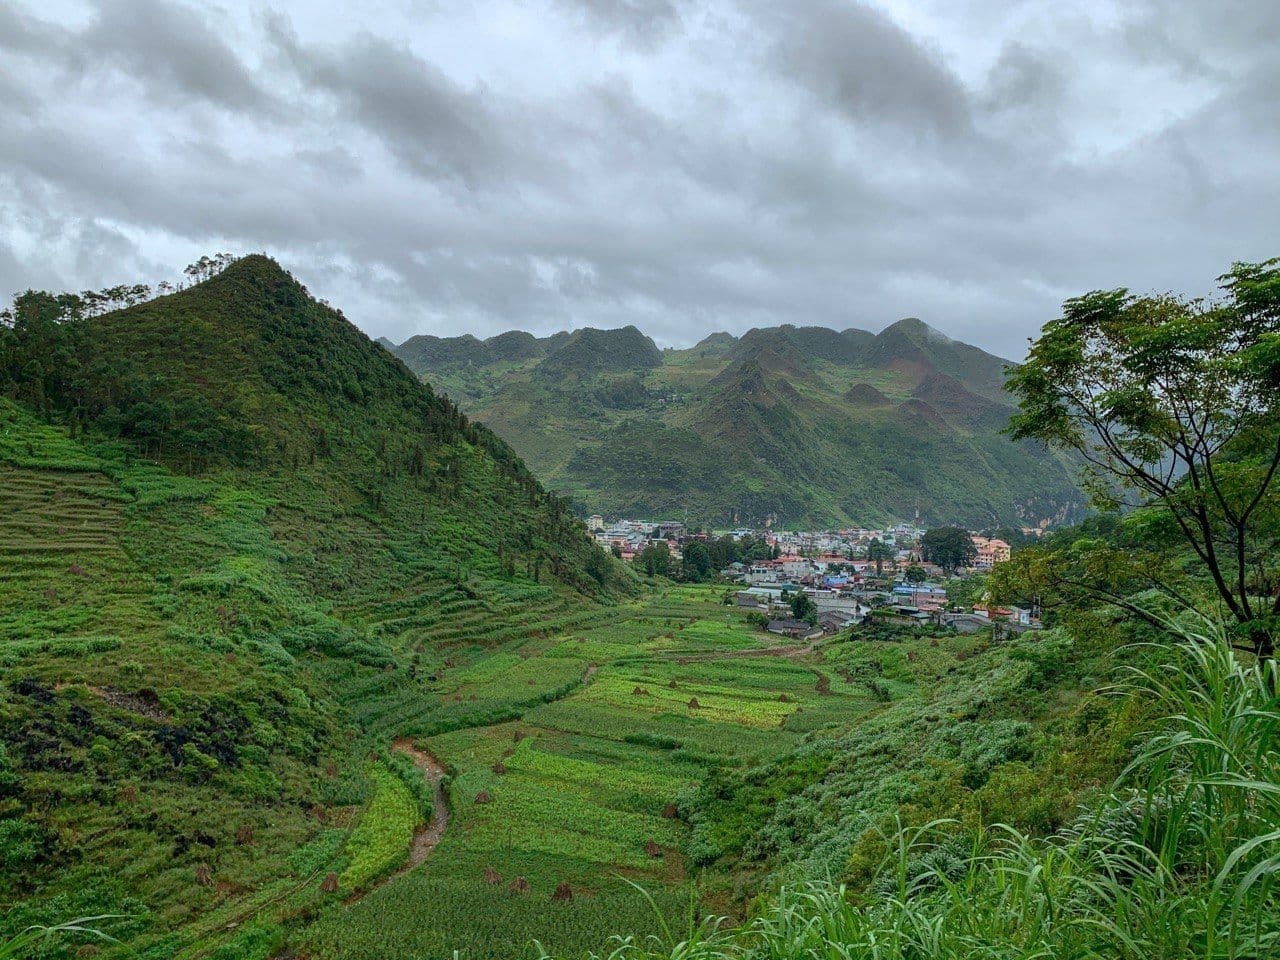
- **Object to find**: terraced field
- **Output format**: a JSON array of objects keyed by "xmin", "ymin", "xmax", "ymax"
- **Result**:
[
  {"xmin": 0, "ymin": 395, "xmax": 1006, "ymax": 960},
  {"xmin": 2, "ymin": 396, "xmax": 878, "ymax": 959},
  {"xmin": 1, "ymin": 394, "xmax": 1088, "ymax": 960},
  {"xmin": 298, "ymin": 587, "xmax": 882, "ymax": 959}
]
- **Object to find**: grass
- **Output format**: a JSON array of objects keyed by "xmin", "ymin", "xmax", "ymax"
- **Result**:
[
  {"xmin": 298, "ymin": 584, "xmax": 852, "ymax": 959},
  {"xmin": 539, "ymin": 619, "xmax": 1280, "ymax": 959},
  {"xmin": 295, "ymin": 582, "xmax": 1126, "ymax": 960},
  {"xmin": 339, "ymin": 763, "xmax": 419, "ymax": 889}
]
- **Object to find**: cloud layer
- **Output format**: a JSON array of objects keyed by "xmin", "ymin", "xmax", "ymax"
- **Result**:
[{"xmin": 2, "ymin": 0, "xmax": 1276, "ymax": 357}]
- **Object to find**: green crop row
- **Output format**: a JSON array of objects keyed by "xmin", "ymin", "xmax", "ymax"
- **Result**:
[{"xmin": 340, "ymin": 763, "xmax": 419, "ymax": 889}]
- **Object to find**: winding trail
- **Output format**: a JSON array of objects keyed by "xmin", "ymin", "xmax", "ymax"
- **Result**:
[
  {"xmin": 345, "ymin": 738, "xmax": 450, "ymax": 905},
  {"xmin": 348, "ymin": 659, "xmax": 598, "ymax": 904},
  {"xmin": 392, "ymin": 737, "xmax": 450, "ymax": 870}
]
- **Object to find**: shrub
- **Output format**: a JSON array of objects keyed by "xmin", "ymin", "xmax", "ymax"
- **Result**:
[{"xmin": 0, "ymin": 818, "xmax": 50, "ymax": 870}]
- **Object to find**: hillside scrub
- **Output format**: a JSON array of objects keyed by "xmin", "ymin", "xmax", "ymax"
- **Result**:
[{"xmin": 541, "ymin": 619, "xmax": 1280, "ymax": 959}]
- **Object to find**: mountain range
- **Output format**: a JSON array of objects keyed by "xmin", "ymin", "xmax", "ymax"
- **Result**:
[{"xmin": 387, "ymin": 319, "xmax": 1085, "ymax": 528}]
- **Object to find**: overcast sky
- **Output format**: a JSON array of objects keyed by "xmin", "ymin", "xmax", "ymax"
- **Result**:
[{"xmin": 2, "ymin": 1, "xmax": 1276, "ymax": 357}]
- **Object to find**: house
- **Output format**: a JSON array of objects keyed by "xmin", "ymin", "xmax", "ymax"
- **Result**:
[
  {"xmin": 778, "ymin": 555, "xmax": 812, "ymax": 579},
  {"xmin": 735, "ymin": 592, "xmax": 768, "ymax": 610},
  {"xmin": 767, "ymin": 618, "xmax": 823, "ymax": 640},
  {"xmin": 890, "ymin": 605, "xmax": 932, "ymax": 623},
  {"xmin": 817, "ymin": 610, "xmax": 857, "ymax": 633},
  {"xmin": 587, "ymin": 515, "xmax": 605, "ymax": 531},
  {"xmin": 1009, "ymin": 605, "xmax": 1035, "ymax": 625},
  {"xmin": 972, "ymin": 603, "xmax": 1013, "ymax": 619},
  {"xmin": 970, "ymin": 536, "xmax": 1011, "ymax": 569}
]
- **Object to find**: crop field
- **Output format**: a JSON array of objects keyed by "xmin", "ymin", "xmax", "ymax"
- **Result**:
[
  {"xmin": 1, "ymin": 398, "xmax": 993, "ymax": 960},
  {"xmin": 294, "ymin": 584, "xmax": 895, "ymax": 959}
]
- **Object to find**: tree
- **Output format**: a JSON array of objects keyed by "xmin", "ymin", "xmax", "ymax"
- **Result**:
[
  {"xmin": 637, "ymin": 542, "xmax": 671, "ymax": 577},
  {"xmin": 904, "ymin": 564, "xmax": 927, "ymax": 585},
  {"xmin": 866, "ymin": 538, "xmax": 892, "ymax": 576},
  {"xmin": 1007, "ymin": 259, "xmax": 1280, "ymax": 657},
  {"xmin": 790, "ymin": 588, "xmax": 817, "ymax": 625},
  {"xmin": 680, "ymin": 540, "xmax": 713, "ymax": 582},
  {"xmin": 584, "ymin": 547, "xmax": 612, "ymax": 586},
  {"xmin": 0, "ymin": 291, "xmax": 86, "ymax": 412},
  {"xmin": 921, "ymin": 527, "xmax": 976, "ymax": 575}
]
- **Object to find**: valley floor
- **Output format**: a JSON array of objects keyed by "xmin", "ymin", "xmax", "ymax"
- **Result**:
[
  {"xmin": 298, "ymin": 584, "xmax": 873, "ymax": 959},
  {"xmin": 0, "ymin": 400, "xmax": 1093, "ymax": 960}
]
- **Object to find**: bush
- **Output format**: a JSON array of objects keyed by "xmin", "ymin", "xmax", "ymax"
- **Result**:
[{"xmin": 0, "ymin": 818, "xmax": 50, "ymax": 870}]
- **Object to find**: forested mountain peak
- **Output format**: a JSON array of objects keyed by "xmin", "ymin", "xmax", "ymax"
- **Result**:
[
  {"xmin": 535, "ymin": 324, "xmax": 663, "ymax": 378},
  {"xmin": 0, "ymin": 255, "xmax": 619, "ymax": 586},
  {"xmin": 17, "ymin": 253, "xmax": 470, "ymax": 471}
]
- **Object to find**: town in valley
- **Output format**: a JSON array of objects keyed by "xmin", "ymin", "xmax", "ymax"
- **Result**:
[{"xmin": 586, "ymin": 513, "xmax": 1037, "ymax": 641}]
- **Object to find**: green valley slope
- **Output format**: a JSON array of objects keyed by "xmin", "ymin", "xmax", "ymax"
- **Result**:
[
  {"xmin": 388, "ymin": 319, "xmax": 1084, "ymax": 528},
  {"xmin": 0, "ymin": 257, "xmax": 630, "ymax": 956}
]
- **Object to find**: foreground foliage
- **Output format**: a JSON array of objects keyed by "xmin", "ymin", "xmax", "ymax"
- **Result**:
[
  {"xmin": 541, "ymin": 622, "xmax": 1280, "ymax": 959},
  {"xmin": 1007, "ymin": 257, "xmax": 1280, "ymax": 656}
]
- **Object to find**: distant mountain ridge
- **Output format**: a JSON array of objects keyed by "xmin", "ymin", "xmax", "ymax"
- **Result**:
[{"xmin": 387, "ymin": 318, "xmax": 1085, "ymax": 528}]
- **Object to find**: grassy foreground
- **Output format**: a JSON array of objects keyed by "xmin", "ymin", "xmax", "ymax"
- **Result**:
[{"xmin": 538, "ymin": 620, "xmax": 1280, "ymax": 960}]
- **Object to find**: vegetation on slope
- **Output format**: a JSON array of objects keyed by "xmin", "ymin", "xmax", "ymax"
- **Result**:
[
  {"xmin": 0, "ymin": 257, "xmax": 630, "ymax": 958},
  {"xmin": 540, "ymin": 623, "xmax": 1280, "ymax": 959},
  {"xmin": 389, "ymin": 317, "xmax": 1083, "ymax": 528}
]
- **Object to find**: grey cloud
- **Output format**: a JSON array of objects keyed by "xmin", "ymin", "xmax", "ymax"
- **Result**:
[
  {"xmin": 0, "ymin": 3, "xmax": 58, "ymax": 53},
  {"xmin": 746, "ymin": 0, "xmax": 971, "ymax": 137},
  {"xmin": 982, "ymin": 42, "xmax": 1067, "ymax": 113},
  {"xmin": 266, "ymin": 15, "xmax": 509, "ymax": 189},
  {"xmin": 554, "ymin": 0, "xmax": 684, "ymax": 46},
  {"xmin": 1, "ymin": 0, "xmax": 276, "ymax": 115},
  {"xmin": 83, "ymin": 0, "xmax": 276, "ymax": 113},
  {"xmin": 0, "ymin": 0, "xmax": 1277, "ymax": 362}
]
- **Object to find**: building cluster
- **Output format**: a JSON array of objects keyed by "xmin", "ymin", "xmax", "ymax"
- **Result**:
[
  {"xmin": 587, "ymin": 516, "xmax": 686, "ymax": 561},
  {"xmin": 588, "ymin": 515, "xmax": 1013, "ymax": 576},
  {"xmin": 970, "ymin": 535, "xmax": 1012, "ymax": 569},
  {"xmin": 587, "ymin": 513, "xmax": 1033, "ymax": 636}
]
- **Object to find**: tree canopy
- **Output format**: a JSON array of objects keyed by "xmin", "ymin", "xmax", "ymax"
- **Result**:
[
  {"xmin": 789, "ymin": 588, "xmax": 817, "ymax": 625},
  {"xmin": 637, "ymin": 542, "xmax": 672, "ymax": 577},
  {"xmin": 1006, "ymin": 258, "xmax": 1280, "ymax": 656},
  {"xmin": 920, "ymin": 527, "xmax": 976, "ymax": 574},
  {"xmin": 866, "ymin": 538, "xmax": 893, "ymax": 576},
  {"xmin": 681, "ymin": 540, "xmax": 713, "ymax": 581}
]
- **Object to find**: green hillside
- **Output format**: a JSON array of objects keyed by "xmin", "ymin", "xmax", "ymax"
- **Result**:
[
  {"xmin": 3, "ymin": 255, "xmax": 1276, "ymax": 960},
  {"xmin": 389, "ymin": 320, "xmax": 1084, "ymax": 527},
  {"xmin": 0, "ymin": 261, "xmax": 1113, "ymax": 958},
  {"xmin": 0, "ymin": 257, "xmax": 634, "ymax": 956}
]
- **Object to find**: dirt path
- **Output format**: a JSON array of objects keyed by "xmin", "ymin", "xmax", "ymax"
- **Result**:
[
  {"xmin": 391, "ymin": 737, "xmax": 450, "ymax": 870},
  {"xmin": 344, "ymin": 738, "xmax": 450, "ymax": 906}
]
